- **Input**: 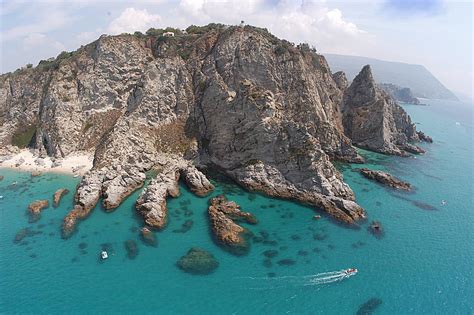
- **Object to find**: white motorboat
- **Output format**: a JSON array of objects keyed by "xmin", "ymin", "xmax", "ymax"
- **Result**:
[{"xmin": 100, "ymin": 250, "xmax": 108, "ymax": 260}]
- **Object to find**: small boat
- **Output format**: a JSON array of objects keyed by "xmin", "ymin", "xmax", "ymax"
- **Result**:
[
  {"xmin": 100, "ymin": 250, "xmax": 108, "ymax": 260},
  {"xmin": 344, "ymin": 268, "xmax": 358, "ymax": 275},
  {"xmin": 441, "ymin": 200, "xmax": 447, "ymax": 206},
  {"xmin": 313, "ymin": 215, "xmax": 321, "ymax": 220},
  {"xmin": 0, "ymin": 196, "xmax": 3, "ymax": 199},
  {"xmin": 73, "ymin": 174, "xmax": 79, "ymax": 178}
]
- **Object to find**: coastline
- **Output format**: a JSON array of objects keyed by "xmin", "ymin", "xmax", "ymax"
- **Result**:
[{"xmin": 0, "ymin": 148, "xmax": 93, "ymax": 176}]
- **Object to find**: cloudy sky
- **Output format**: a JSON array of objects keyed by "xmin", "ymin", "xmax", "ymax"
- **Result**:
[{"xmin": 0, "ymin": 0, "xmax": 472, "ymax": 98}]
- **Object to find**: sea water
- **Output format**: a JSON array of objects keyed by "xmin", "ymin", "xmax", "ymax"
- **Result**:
[{"xmin": 0, "ymin": 99, "xmax": 472, "ymax": 314}]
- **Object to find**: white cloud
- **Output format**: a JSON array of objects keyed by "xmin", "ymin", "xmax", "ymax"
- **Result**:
[
  {"xmin": 23, "ymin": 33, "xmax": 65, "ymax": 51},
  {"xmin": 166, "ymin": 0, "xmax": 371, "ymax": 55},
  {"xmin": 106, "ymin": 8, "xmax": 162, "ymax": 35}
]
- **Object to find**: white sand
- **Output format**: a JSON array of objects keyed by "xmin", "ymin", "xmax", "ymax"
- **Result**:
[{"xmin": 0, "ymin": 149, "xmax": 93, "ymax": 176}]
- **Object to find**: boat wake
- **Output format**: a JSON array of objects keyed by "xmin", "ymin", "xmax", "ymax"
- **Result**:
[{"xmin": 238, "ymin": 269, "xmax": 357, "ymax": 290}]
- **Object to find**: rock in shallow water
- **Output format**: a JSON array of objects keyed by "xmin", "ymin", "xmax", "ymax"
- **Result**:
[
  {"xmin": 27, "ymin": 200, "xmax": 49, "ymax": 222},
  {"xmin": 176, "ymin": 248, "xmax": 219, "ymax": 275},
  {"xmin": 356, "ymin": 298, "xmax": 383, "ymax": 315},
  {"xmin": 208, "ymin": 195, "xmax": 256, "ymax": 256},
  {"xmin": 357, "ymin": 168, "xmax": 411, "ymax": 191},
  {"xmin": 140, "ymin": 227, "xmax": 158, "ymax": 247},
  {"xmin": 53, "ymin": 188, "xmax": 69, "ymax": 208},
  {"xmin": 124, "ymin": 240, "xmax": 139, "ymax": 259}
]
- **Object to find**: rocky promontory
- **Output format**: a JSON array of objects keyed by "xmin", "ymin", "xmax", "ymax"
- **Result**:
[
  {"xmin": 379, "ymin": 83, "xmax": 421, "ymax": 105},
  {"xmin": 357, "ymin": 168, "xmax": 411, "ymax": 191},
  {"xmin": 0, "ymin": 24, "xmax": 431, "ymax": 238}
]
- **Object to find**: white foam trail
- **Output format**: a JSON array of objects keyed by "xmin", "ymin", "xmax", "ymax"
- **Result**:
[{"xmin": 239, "ymin": 270, "xmax": 355, "ymax": 290}]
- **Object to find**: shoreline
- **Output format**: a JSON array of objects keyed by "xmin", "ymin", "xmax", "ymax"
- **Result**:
[{"xmin": 0, "ymin": 149, "xmax": 93, "ymax": 176}]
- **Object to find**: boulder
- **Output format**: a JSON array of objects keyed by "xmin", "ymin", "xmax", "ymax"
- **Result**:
[{"xmin": 180, "ymin": 166, "xmax": 214, "ymax": 197}]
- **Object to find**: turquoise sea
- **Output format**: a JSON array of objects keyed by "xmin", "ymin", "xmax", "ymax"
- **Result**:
[{"xmin": 0, "ymin": 99, "xmax": 472, "ymax": 314}]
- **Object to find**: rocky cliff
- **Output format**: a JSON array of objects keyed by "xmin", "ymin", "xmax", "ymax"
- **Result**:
[
  {"xmin": 342, "ymin": 65, "xmax": 425, "ymax": 156},
  {"xmin": 0, "ymin": 24, "xmax": 429, "ymax": 237},
  {"xmin": 379, "ymin": 83, "xmax": 421, "ymax": 105}
]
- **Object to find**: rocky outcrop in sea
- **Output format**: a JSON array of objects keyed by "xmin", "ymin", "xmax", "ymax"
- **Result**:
[
  {"xmin": 208, "ymin": 195, "xmax": 255, "ymax": 255},
  {"xmin": 357, "ymin": 168, "xmax": 411, "ymax": 191},
  {"xmin": 0, "ymin": 24, "xmax": 431, "ymax": 237},
  {"xmin": 379, "ymin": 83, "xmax": 421, "ymax": 105}
]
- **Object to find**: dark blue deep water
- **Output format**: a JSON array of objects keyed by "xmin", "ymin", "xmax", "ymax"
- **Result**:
[{"xmin": 0, "ymin": 100, "xmax": 473, "ymax": 314}]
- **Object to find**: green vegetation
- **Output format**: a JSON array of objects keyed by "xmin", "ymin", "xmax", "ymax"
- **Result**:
[
  {"xmin": 37, "ymin": 50, "xmax": 76, "ymax": 71},
  {"xmin": 185, "ymin": 23, "xmax": 225, "ymax": 34},
  {"xmin": 26, "ymin": 63, "xmax": 33, "ymax": 68},
  {"xmin": 83, "ymin": 121, "xmax": 93, "ymax": 133},
  {"xmin": 11, "ymin": 125, "xmax": 36, "ymax": 148}
]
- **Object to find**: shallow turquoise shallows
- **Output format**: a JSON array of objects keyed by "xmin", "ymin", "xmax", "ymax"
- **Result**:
[{"xmin": 0, "ymin": 100, "xmax": 473, "ymax": 314}]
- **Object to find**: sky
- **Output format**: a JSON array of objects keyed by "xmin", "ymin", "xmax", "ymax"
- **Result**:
[{"xmin": 0, "ymin": 0, "xmax": 472, "ymax": 99}]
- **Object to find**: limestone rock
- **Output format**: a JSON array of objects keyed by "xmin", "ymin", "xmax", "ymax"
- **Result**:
[
  {"xmin": 343, "ymin": 65, "xmax": 426, "ymax": 156},
  {"xmin": 53, "ymin": 188, "xmax": 69, "ymax": 208},
  {"xmin": 136, "ymin": 168, "xmax": 180, "ymax": 229},
  {"xmin": 357, "ymin": 168, "xmax": 411, "ymax": 191},
  {"xmin": 209, "ymin": 195, "xmax": 257, "ymax": 224},
  {"xmin": 0, "ymin": 24, "xmax": 431, "ymax": 234},
  {"xmin": 62, "ymin": 205, "xmax": 87, "ymax": 239},
  {"xmin": 180, "ymin": 166, "xmax": 214, "ymax": 197},
  {"xmin": 101, "ymin": 166, "xmax": 146, "ymax": 210},
  {"xmin": 27, "ymin": 200, "xmax": 49, "ymax": 222},
  {"xmin": 208, "ymin": 195, "xmax": 255, "ymax": 255},
  {"xmin": 417, "ymin": 131, "xmax": 433, "ymax": 143},
  {"xmin": 380, "ymin": 83, "xmax": 421, "ymax": 105}
]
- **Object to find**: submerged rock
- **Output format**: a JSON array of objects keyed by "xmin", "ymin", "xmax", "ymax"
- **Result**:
[
  {"xmin": 53, "ymin": 188, "xmax": 69, "ymax": 208},
  {"xmin": 357, "ymin": 168, "xmax": 411, "ymax": 191},
  {"xmin": 0, "ymin": 175, "xmax": 4, "ymax": 181},
  {"xmin": 208, "ymin": 195, "xmax": 256, "ymax": 255},
  {"xmin": 356, "ymin": 298, "xmax": 383, "ymax": 315},
  {"xmin": 176, "ymin": 248, "xmax": 219, "ymax": 275},
  {"xmin": 368, "ymin": 221, "xmax": 384, "ymax": 239},
  {"xmin": 172, "ymin": 220, "xmax": 194, "ymax": 233},
  {"xmin": 31, "ymin": 171, "xmax": 41, "ymax": 177},
  {"xmin": 140, "ymin": 227, "xmax": 158, "ymax": 247},
  {"xmin": 13, "ymin": 228, "xmax": 34, "ymax": 243},
  {"xmin": 277, "ymin": 259, "xmax": 296, "ymax": 266},
  {"xmin": 263, "ymin": 249, "xmax": 279, "ymax": 258},
  {"xmin": 124, "ymin": 240, "xmax": 139, "ymax": 259},
  {"xmin": 27, "ymin": 200, "xmax": 49, "ymax": 222}
]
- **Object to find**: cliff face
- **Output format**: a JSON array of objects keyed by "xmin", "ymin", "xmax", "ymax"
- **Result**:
[
  {"xmin": 379, "ymin": 83, "xmax": 420, "ymax": 105},
  {"xmin": 342, "ymin": 65, "xmax": 424, "ymax": 156},
  {"xmin": 0, "ymin": 25, "xmax": 428, "ymax": 235}
]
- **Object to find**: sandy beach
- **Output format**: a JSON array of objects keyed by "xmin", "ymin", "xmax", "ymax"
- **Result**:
[{"xmin": 0, "ymin": 149, "xmax": 93, "ymax": 176}]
